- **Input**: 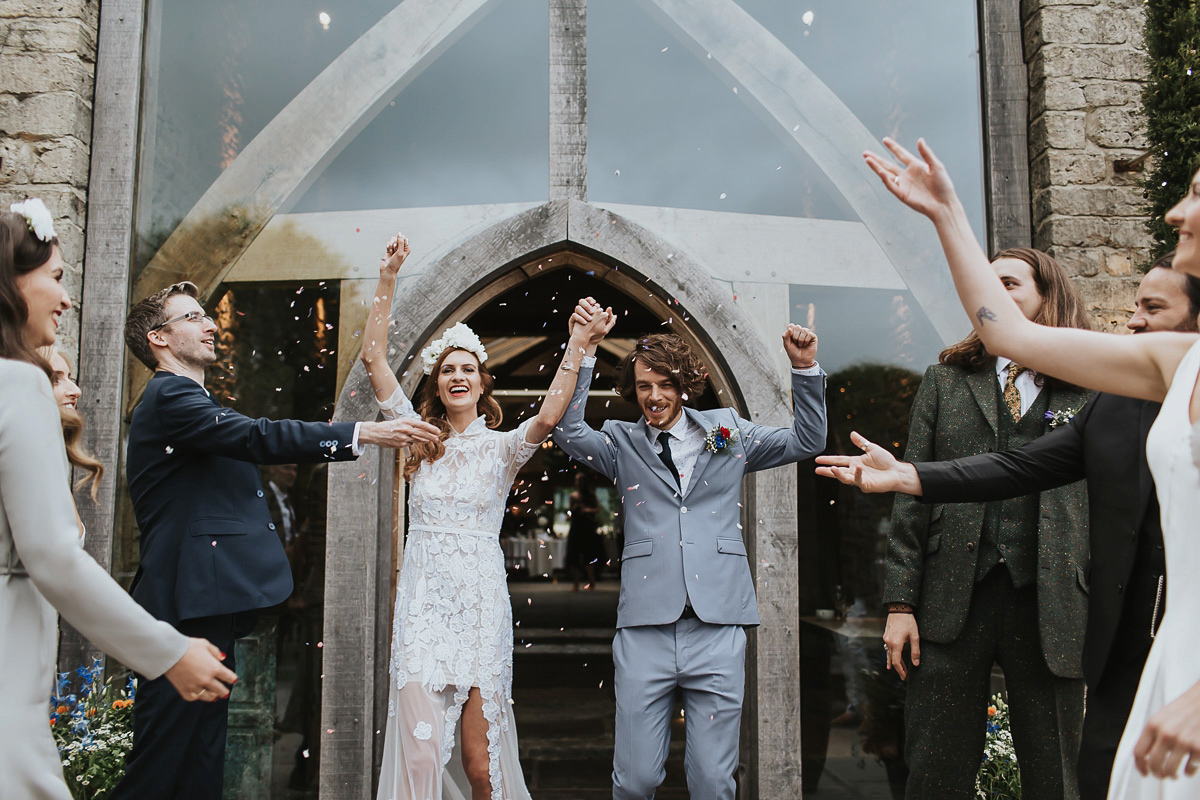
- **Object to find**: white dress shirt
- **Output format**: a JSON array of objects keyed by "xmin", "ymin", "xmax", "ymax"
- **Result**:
[{"xmin": 994, "ymin": 356, "xmax": 1042, "ymax": 417}]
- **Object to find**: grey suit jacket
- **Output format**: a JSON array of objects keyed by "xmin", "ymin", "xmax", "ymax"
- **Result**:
[
  {"xmin": 554, "ymin": 364, "xmax": 826, "ymax": 628},
  {"xmin": 0, "ymin": 359, "xmax": 187, "ymax": 800}
]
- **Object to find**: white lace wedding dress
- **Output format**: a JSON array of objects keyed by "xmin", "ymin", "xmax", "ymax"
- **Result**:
[{"xmin": 375, "ymin": 387, "xmax": 538, "ymax": 800}]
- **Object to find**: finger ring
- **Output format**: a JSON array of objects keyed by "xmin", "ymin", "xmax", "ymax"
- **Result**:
[
  {"xmin": 892, "ymin": 176, "xmax": 900, "ymax": 185},
  {"xmin": 860, "ymin": 443, "xmax": 870, "ymax": 452}
]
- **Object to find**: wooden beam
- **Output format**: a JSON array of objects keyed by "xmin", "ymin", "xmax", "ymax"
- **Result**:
[
  {"xmin": 549, "ymin": 0, "xmax": 587, "ymax": 200},
  {"xmin": 978, "ymin": 0, "xmax": 1032, "ymax": 251},
  {"xmin": 62, "ymin": 0, "xmax": 146, "ymax": 672}
]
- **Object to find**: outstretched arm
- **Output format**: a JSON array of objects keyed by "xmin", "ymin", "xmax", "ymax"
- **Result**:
[
  {"xmin": 527, "ymin": 297, "xmax": 616, "ymax": 443},
  {"xmin": 741, "ymin": 324, "xmax": 827, "ymax": 470},
  {"xmin": 863, "ymin": 138, "xmax": 1192, "ymax": 402},
  {"xmin": 360, "ymin": 233, "xmax": 408, "ymax": 404}
]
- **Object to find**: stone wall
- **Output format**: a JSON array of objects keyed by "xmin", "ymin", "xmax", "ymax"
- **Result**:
[
  {"xmin": 1023, "ymin": 0, "xmax": 1153, "ymax": 332},
  {"xmin": 0, "ymin": 0, "xmax": 100, "ymax": 357}
]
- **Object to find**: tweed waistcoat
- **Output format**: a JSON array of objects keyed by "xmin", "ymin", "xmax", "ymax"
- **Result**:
[{"xmin": 975, "ymin": 382, "xmax": 1051, "ymax": 587}]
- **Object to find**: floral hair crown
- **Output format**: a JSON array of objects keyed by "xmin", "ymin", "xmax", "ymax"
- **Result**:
[
  {"xmin": 9, "ymin": 198, "xmax": 57, "ymax": 243},
  {"xmin": 420, "ymin": 322, "xmax": 488, "ymax": 375}
]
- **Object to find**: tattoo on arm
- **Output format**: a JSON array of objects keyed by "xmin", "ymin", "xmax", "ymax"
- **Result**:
[{"xmin": 976, "ymin": 306, "xmax": 997, "ymax": 325}]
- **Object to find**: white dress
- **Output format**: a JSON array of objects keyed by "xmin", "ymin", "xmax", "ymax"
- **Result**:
[
  {"xmin": 375, "ymin": 386, "xmax": 538, "ymax": 800},
  {"xmin": 1108, "ymin": 340, "xmax": 1200, "ymax": 799}
]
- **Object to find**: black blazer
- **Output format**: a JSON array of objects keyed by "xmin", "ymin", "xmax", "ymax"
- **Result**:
[
  {"xmin": 916, "ymin": 391, "xmax": 1162, "ymax": 688},
  {"xmin": 126, "ymin": 372, "xmax": 359, "ymax": 625}
]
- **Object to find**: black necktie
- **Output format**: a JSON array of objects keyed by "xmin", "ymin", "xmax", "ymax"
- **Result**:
[{"xmin": 657, "ymin": 431, "xmax": 680, "ymax": 486}]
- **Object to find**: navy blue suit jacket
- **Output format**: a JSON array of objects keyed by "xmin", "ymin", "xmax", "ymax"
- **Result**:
[{"xmin": 127, "ymin": 372, "xmax": 359, "ymax": 625}]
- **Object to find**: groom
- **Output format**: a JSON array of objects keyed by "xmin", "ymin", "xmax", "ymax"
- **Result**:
[{"xmin": 554, "ymin": 299, "xmax": 827, "ymax": 800}]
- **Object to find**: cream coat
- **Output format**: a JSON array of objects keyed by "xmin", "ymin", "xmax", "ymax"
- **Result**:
[{"xmin": 0, "ymin": 359, "xmax": 187, "ymax": 799}]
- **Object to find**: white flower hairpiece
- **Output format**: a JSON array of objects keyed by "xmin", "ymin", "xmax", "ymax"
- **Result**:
[
  {"xmin": 420, "ymin": 322, "xmax": 488, "ymax": 375},
  {"xmin": 9, "ymin": 198, "xmax": 57, "ymax": 242}
]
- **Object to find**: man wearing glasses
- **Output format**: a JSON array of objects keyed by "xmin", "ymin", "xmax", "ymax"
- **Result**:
[{"xmin": 111, "ymin": 281, "xmax": 438, "ymax": 800}]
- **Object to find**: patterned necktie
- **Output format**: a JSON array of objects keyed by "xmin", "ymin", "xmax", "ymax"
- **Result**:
[
  {"xmin": 657, "ymin": 431, "xmax": 680, "ymax": 486},
  {"xmin": 1003, "ymin": 362, "xmax": 1026, "ymax": 421}
]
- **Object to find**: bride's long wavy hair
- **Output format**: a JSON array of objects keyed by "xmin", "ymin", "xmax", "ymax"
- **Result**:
[{"xmin": 402, "ymin": 347, "xmax": 502, "ymax": 481}]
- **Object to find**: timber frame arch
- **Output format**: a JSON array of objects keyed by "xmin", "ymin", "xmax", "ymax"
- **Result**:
[{"xmin": 321, "ymin": 198, "xmax": 806, "ymax": 798}]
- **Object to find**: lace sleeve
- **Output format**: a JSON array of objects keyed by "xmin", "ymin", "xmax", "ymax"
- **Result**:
[
  {"xmin": 377, "ymin": 384, "xmax": 419, "ymax": 421},
  {"xmin": 505, "ymin": 417, "xmax": 545, "ymax": 470}
]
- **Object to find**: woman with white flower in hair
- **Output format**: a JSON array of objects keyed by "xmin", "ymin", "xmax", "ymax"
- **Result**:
[{"xmin": 361, "ymin": 234, "xmax": 615, "ymax": 800}]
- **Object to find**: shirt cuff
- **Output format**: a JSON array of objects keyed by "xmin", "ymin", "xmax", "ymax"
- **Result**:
[
  {"xmin": 581, "ymin": 355, "xmax": 597, "ymax": 368},
  {"xmin": 791, "ymin": 361, "xmax": 822, "ymax": 376},
  {"xmin": 351, "ymin": 422, "xmax": 364, "ymax": 456}
]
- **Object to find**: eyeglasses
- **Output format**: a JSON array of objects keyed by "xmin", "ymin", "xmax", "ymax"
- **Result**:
[{"xmin": 150, "ymin": 310, "xmax": 213, "ymax": 331}]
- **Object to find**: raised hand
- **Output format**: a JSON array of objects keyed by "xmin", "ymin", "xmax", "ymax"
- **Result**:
[
  {"xmin": 164, "ymin": 638, "xmax": 238, "ymax": 701},
  {"xmin": 815, "ymin": 431, "xmax": 923, "ymax": 495},
  {"xmin": 782, "ymin": 323, "xmax": 818, "ymax": 369},
  {"xmin": 381, "ymin": 233, "xmax": 411, "ymax": 277},
  {"xmin": 569, "ymin": 297, "xmax": 615, "ymax": 345},
  {"xmin": 862, "ymin": 138, "xmax": 960, "ymax": 222},
  {"xmin": 359, "ymin": 416, "xmax": 441, "ymax": 449}
]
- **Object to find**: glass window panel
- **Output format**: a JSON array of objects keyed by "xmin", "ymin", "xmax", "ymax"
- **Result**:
[
  {"xmin": 137, "ymin": 0, "xmax": 547, "ymax": 270},
  {"xmin": 292, "ymin": 0, "xmax": 548, "ymax": 213},
  {"xmin": 738, "ymin": 0, "xmax": 988, "ymax": 237},
  {"xmin": 588, "ymin": 0, "xmax": 856, "ymax": 219}
]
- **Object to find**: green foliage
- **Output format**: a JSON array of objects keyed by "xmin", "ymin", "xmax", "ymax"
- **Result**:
[
  {"xmin": 1142, "ymin": 0, "xmax": 1200, "ymax": 258},
  {"xmin": 50, "ymin": 662, "xmax": 136, "ymax": 799},
  {"xmin": 976, "ymin": 694, "xmax": 1021, "ymax": 800}
]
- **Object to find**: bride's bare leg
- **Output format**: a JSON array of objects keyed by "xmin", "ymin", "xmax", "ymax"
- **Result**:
[{"xmin": 460, "ymin": 687, "xmax": 493, "ymax": 799}]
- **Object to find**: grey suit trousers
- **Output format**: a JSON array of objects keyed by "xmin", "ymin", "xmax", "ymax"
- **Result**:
[{"xmin": 613, "ymin": 619, "xmax": 746, "ymax": 800}]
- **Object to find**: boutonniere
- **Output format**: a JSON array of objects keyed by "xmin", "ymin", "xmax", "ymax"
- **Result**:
[
  {"xmin": 704, "ymin": 425, "xmax": 739, "ymax": 454},
  {"xmin": 1044, "ymin": 405, "xmax": 1083, "ymax": 430}
]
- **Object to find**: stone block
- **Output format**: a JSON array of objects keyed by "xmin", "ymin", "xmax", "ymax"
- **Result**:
[
  {"xmin": 1041, "ymin": 214, "xmax": 1151, "ymax": 249},
  {"xmin": 1077, "ymin": 274, "xmax": 1141, "ymax": 314},
  {"xmin": 0, "ymin": 92, "xmax": 92, "ymax": 142},
  {"xmin": 1041, "ymin": 44, "xmax": 1147, "ymax": 82},
  {"xmin": 1038, "ymin": 6, "xmax": 1138, "ymax": 45},
  {"xmin": 1, "ymin": 53, "xmax": 93, "ymax": 95},
  {"xmin": 1081, "ymin": 80, "xmax": 1143, "ymax": 108},
  {"xmin": 4, "ymin": 19, "xmax": 96, "ymax": 57},
  {"xmin": 32, "ymin": 136, "xmax": 90, "ymax": 184},
  {"xmin": 1048, "ymin": 245, "xmax": 1104, "ymax": 277},
  {"xmin": 1041, "ymin": 77, "xmax": 1087, "ymax": 112},
  {"xmin": 1034, "ymin": 149, "xmax": 1108, "ymax": 187},
  {"xmin": 1040, "ymin": 185, "xmax": 1148, "ymax": 218},
  {"xmin": 1087, "ymin": 106, "xmax": 1146, "ymax": 149},
  {"xmin": 0, "ymin": 0, "xmax": 98, "ymax": 22},
  {"xmin": 1043, "ymin": 112, "xmax": 1088, "ymax": 151}
]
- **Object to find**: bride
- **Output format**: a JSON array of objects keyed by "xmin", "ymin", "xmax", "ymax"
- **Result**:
[
  {"xmin": 360, "ymin": 233, "xmax": 614, "ymax": 800},
  {"xmin": 857, "ymin": 138, "xmax": 1200, "ymax": 797}
]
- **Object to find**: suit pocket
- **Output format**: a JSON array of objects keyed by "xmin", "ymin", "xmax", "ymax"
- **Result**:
[
  {"xmin": 925, "ymin": 532, "xmax": 942, "ymax": 555},
  {"xmin": 717, "ymin": 537, "xmax": 747, "ymax": 557},
  {"xmin": 1076, "ymin": 565, "xmax": 1089, "ymax": 594},
  {"xmin": 621, "ymin": 539, "xmax": 653, "ymax": 560},
  {"xmin": 189, "ymin": 517, "xmax": 248, "ymax": 537}
]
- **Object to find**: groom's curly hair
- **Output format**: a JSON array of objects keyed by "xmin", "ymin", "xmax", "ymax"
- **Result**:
[{"xmin": 615, "ymin": 334, "xmax": 708, "ymax": 404}]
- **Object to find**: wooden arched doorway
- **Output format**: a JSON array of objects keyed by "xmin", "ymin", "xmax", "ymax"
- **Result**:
[{"xmin": 321, "ymin": 198, "xmax": 805, "ymax": 798}]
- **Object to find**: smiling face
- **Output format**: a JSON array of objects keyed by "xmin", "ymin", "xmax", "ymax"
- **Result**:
[
  {"xmin": 48, "ymin": 350, "xmax": 81, "ymax": 410},
  {"xmin": 436, "ymin": 348, "xmax": 483, "ymax": 414},
  {"xmin": 149, "ymin": 294, "xmax": 217, "ymax": 370},
  {"xmin": 1127, "ymin": 267, "xmax": 1199, "ymax": 333},
  {"xmin": 992, "ymin": 257, "xmax": 1044, "ymax": 321},
  {"xmin": 1166, "ymin": 169, "xmax": 1200, "ymax": 278},
  {"xmin": 15, "ymin": 245, "xmax": 70, "ymax": 349},
  {"xmin": 634, "ymin": 360, "xmax": 683, "ymax": 430}
]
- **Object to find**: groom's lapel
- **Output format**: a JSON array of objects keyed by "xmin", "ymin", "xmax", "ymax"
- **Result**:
[
  {"xmin": 633, "ymin": 418, "xmax": 683, "ymax": 494},
  {"xmin": 684, "ymin": 408, "xmax": 714, "ymax": 499},
  {"xmin": 965, "ymin": 368, "xmax": 999, "ymax": 435}
]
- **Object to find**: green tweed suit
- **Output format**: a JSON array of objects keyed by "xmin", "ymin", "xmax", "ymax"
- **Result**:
[{"xmin": 885, "ymin": 363, "xmax": 1091, "ymax": 800}]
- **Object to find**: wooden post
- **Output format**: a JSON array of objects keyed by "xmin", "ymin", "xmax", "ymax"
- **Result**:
[
  {"xmin": 549, "ymin": 0, "xmax": 587, "ymax": 201},
  {"xmin": 979, "ymin": 0, "xmax": 1033, "ymax": 252},
  {"xmin": 62, "ymin": 0, "xmax": 147, "ymax": 672}
]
